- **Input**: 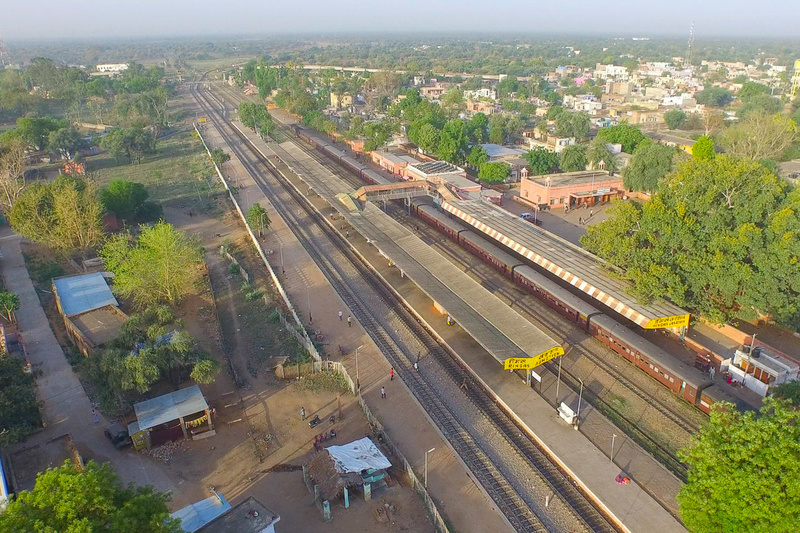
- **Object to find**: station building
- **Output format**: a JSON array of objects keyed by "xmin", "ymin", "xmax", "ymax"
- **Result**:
[{"xmin": 519, "ymin": 170, "xmax": 624, "ymax": 209}]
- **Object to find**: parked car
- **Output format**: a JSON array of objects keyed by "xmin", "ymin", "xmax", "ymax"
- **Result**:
[{"xmin": 104, "ymin": 422, "xmax": 132, "ymax": 449}]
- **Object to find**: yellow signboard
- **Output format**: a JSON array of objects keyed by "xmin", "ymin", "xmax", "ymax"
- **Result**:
[
  {"xmin": 504, "ymin": 346, "xmax": 566, "ymax": 371},
  {"xmin": 198, "ymin": 118, "xmax": 207, "ymax": 123},
  {"xmin": 644, "ymin": 314, "xmax": 690, "ymax": 330}
]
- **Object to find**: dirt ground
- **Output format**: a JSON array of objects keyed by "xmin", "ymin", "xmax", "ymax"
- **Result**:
[{"xmin": 156, "ymin": 202, "xmax": 434, "ymax": 530}]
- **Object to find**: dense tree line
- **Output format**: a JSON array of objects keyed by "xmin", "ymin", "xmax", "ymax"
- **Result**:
[{"xmin": 582, "ymin": 155, "xmax": 800, "ymax": 327}]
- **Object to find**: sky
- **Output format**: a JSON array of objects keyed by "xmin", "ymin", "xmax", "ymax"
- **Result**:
[{"xmin": 1, "ymin": 0, "xmax": 798, "ymax": 41}]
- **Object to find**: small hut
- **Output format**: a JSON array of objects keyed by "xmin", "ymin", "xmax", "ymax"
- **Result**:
[{"xmin": 306, "ymin": 437, "xmax": 392, "ymax": 503}]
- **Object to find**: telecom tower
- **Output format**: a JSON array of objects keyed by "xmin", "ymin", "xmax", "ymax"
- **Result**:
[
  {"xmin": 0, "ymin": 37, "xmax": 10, "ymax": 67},
  {"xmin": 792, "ymin": 59, "xmax": 800, "ymax": 98},
  {"xmin": 686, "ymin": 21, "xmax": 695, "ymax": 66}
]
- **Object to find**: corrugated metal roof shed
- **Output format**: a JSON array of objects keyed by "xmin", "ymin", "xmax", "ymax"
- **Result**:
[
  {"xmin": 134, "ymin": 385, "xmax": 208, "ymax": 431},
  {"xmin": 52, "ymin": 272, "xmax": 118, "ymax": 317}
]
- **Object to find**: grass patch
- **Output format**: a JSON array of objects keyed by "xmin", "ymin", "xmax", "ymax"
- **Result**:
[
  {"xmin": 22, "ymin": 252, "xmax": 65, "ymax": 287},
  {"xmin": 297, "ymin": 371, "xmax": 351, "ymax": 395},
  {"xmin": 85, "ymin": 130, "xmax": 224, "ymax": 208}
]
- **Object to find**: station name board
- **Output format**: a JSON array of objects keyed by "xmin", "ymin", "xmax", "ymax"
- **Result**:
[{"xmin": 504, "ymin": 346, "xmax": 566, "ymax": 371}]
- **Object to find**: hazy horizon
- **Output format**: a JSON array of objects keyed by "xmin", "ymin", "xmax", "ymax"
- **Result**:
[{"xmin": 2, "ymin": 0, "xmax": 799, "ymax": 41}]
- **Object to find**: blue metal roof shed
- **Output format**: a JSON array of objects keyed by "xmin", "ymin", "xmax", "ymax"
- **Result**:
[{"xmin": 52, "ymin": 272, "xmax": 118, "ymax": 317}]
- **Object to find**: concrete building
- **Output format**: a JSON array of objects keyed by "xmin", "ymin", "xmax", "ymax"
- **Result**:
[
  {"xmin": 195, "ymin": 497, "xmax": 280, "ymax": 533},
  {"xmin": 647, "ymin": 132, "xmax": 696, "ymax": 154},
  {"xmin": 726, "ymin": 344, "xmax": 799, "ymax": 397},
  {"xmin": 519, "ymin": 170, "xmax": 623, "ymax": 209},
  {"xmin": 479, "ymin": 143, "xmax": 527, "ymax": 162},
  {"xmin": 330, "ymin": 93, "xmax": 352, "ymax": 108},
  {"xmin": 370, "ymin": 149, "xmax": 419, "ymax": 176},
  {"xmin": 463, "ymin": 87, "xmax": 497, "ymax": 101},
  {"xmin": 96, "ymin": 63, "xmax": 128, "ymax": 73}
]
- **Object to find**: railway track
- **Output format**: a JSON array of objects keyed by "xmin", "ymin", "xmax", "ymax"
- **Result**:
[
  {"xmin": 209, "ymin": 82, "xmax": 701, "ymax": 482},
  {"xmin": 193, "ymin": 82, "xmax": 621, "ymax": 533}
]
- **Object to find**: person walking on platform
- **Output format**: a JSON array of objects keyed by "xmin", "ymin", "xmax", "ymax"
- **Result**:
[
  {"xmin": 381, "ymin": 386, "xmax": 386, "ymax": 399},
  {"xmin": 338, "ymin": 310, "xmax": 343, "ymax": 321},
  {"xmin": 414, "ymin": 361, "xmax": 419, "ymax": 372},
  {"xmin": 390, "ymin": 368, "xmax": 394, "ymax": 381},
  {"xmin": 347, "ymin": 315, "xmax": 352, "ymax": 327}
]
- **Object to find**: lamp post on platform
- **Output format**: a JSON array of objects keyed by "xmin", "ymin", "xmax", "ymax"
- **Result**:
[{"xmin": 425, "ymin": 448, "xmax": 436, "ymax": 488}]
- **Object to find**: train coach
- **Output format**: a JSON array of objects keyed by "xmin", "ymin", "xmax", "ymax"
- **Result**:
[
  {"xmin": 590, "ymin": 314, "xmax": 711, "ymax": 406},
  {"xmin": 292, "ymin": 124, "xmax": 391, "ymax": 185},
  {"xmin": 412, "ymin": 201, "xmax": 717, "ymax": 412}
]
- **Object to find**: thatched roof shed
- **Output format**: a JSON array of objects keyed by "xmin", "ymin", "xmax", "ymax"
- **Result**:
[{"xmin": 306, "ymin": 437, "xmax": 391, "ymax": 502}]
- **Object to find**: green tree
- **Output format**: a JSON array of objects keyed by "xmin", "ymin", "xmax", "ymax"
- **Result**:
[
  {"xmin": 596, "ymin": 123, "xmax": 647, "ymax": 153},
  {"xmin": 773, "ymin": 380, "xmax": 800, "ymax": 405},
  {"xmin": 559, "ymin": 144, "xmax": 588, "ymax": 172},
  {"xmin": 677, "ymin": 398, "xmax": 800, "ymax": 533},
  {"xmin": 488, "ymin": 114, "xmax": 506, "ymax": 144},
  {"xmin": 0, "ymin": 354, "xmax": 40, "ymax": 445},
  {"xmin": 466, "ymin": 145, "xmax": 489, "ymax": 168},
  {"xmin": 721, "ymin": 111, "xmax": 797, "ymax": 161},
  {"xmin": 8, "ymin": 176, "xmax": 103, "ymax": 255},
  {"xmin": 0, "ymin": 291, "xmax": 20, "ymax": 322},
  {"xmin": 664, "ymin": 109, "xmax": 687, "ymax": 130},
  {"xmin": 587, "ymin": 138, "xmax": 619, "ymax": 174},
  {"xmin": 10, "ymin": 116, "xmax": 67, "ymax": 150},
  {"xmin": 100, "ymin": 179, "xmax": 150, "ymax": 221},
  {"xmin": 246, "ymin": 203, "xmax": 271, "ymax": 236},
  {"xmin": 524, "ymin": 146, "xmax": 560, "ymax": 176},
  {"xmin": 622, "ymin": 143, "xmax": 678, "ymax": 192},
  {"xmin": 554, "ymin": 111, "xmax": 591, "ymax": 140},
  {"xmin": 467, "ymin": 112, "xmax": 489, "ymax": 143},
  {"xmin": 738, "ymin": 81, "xmax": 771, "ymax": 100},
  {"xmin": 582, "ymin": 156, "xmax": 800, "ymax": 326},
  {"xmin": 737, "ymin": 93, "xmax": 783, "ymax": 118},
  {"xmin": 695, "ymin": 87, "xmax": 734, "ymax": 107},
  {"xmin": 438, "ymin": 119, "xmax": 469, "ymax": 163},
  {"xmin": 100, "ymin": 127, "xmax": 156, "ymax": 165},
  {"xmin": 0, "ymin": 460, "xmax": 182, "ymax": 533},
  {"xmin": 100, "ymin": 222, "xmax": 202, "ymax": 307},
  {"xmin": 0, "ymin": 139, "xmax": 26, "ymax": 212},
  {"xmin": 478, "ymin": 162, "xmax": 510, "ymax": 183},
  {"xmin": 47, "ymin": 127, "xmax": 82, "ymax": 159},
  {"xmin": 692, "ymin": 135, "xmax": 716, "ymax": 160},
  {"xmin": 210, "ymin": 147, "xmax": 231, "ymax": 168},
  {"xmin": 412, "ymin": 122, "xmax": 440, "ymax": 154}
]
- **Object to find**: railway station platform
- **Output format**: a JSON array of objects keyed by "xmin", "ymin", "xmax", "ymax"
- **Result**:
[
  {"xmin": 270, "ymin": 140, "xmax": 560, "ymax": 365},
  {"xmin": 230, "ymin": 118, "xmax": 687, "ymax": 533}
]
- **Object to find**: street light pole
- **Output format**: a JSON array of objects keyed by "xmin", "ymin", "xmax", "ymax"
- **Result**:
[
  {"xmin": 555, "ymin": 356, "xmax": 563, "ymax": 407},
  {"xmin": 424, "ymin": 447, "xmax": 436, "ymax": 488},
  {"xmin": 355, "ymin": 345, "xmax": 364, "ymax": 392},
  {"xmin": 575, "ymin": 378, "xmax": 584, "ymax": 430},
  {"xmin": 306, "ymin": 286, "xmax": 312, "ymax": 324},
  {"xmin": 611, "ymin": 433, "xmax": 617, "ymax": 463},
  {"xmin": 279, "ymin": 242, "xmax": 284, "ymax": 274}
]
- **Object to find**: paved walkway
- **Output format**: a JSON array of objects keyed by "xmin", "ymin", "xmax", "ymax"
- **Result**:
[
  {"xmin": 0, "ymin": 227, "xmax": 176, "ymax": 496},
  {"xmin": 198, "ymin": 121, "xmax": 513, "ymax": 533}
]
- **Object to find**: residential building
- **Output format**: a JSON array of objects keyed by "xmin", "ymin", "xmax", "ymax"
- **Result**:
[
  {"xmin": 195, "ymin": 497, "xmax": 280, "ymax": 533},
  {"xmin": 628, "ymin": 109, "xmax": 664, "ymax": 128},
  {"xmin": 595, "ymin": 64, "xmax": 630, "ymax": 81},
  {"xmin": 479, "ymin": 143, "xmax": 527, "ymax": 162},
  {"xmin": 96, "ymin": 63, "xmax": 128, "ymax": 73},
  {"xmin": 420, "ymin": 83, "xmax": 448, "ymax": 100},
  {"xmin": 463, "ymin": 87, "xmax": 497, "ymax": 101},
  {"xmin": 647, "ymin": 132, "xmax": 696, "ymax": 154},
  {"xmin": 330, "ymin": 93, "xmax": 352, "ymax": 108},
  {"xmin": 519, "ymin": 170, "xmax": 623, "ymax": 209},
  {"xmin": 465, "ymin": 100, "xmax": 497, "ymax": 115}
]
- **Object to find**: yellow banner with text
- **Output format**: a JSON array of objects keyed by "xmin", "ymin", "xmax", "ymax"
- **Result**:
[{"xmin": 504, "ymin": 346, "xmax": 566, "ymax": 371}]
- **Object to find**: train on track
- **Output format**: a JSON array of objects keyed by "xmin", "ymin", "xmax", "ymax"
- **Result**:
[
  {"xmin": 291, "ymin": 124, "xmax": 391, "ymax": 186},
  {"xmin": 289, "ymin": 122, "xmax": 733, "ymax": 414},
  {"xmin": 413, "ymin": 201, "xmax": 733, "ymax": 414}
]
